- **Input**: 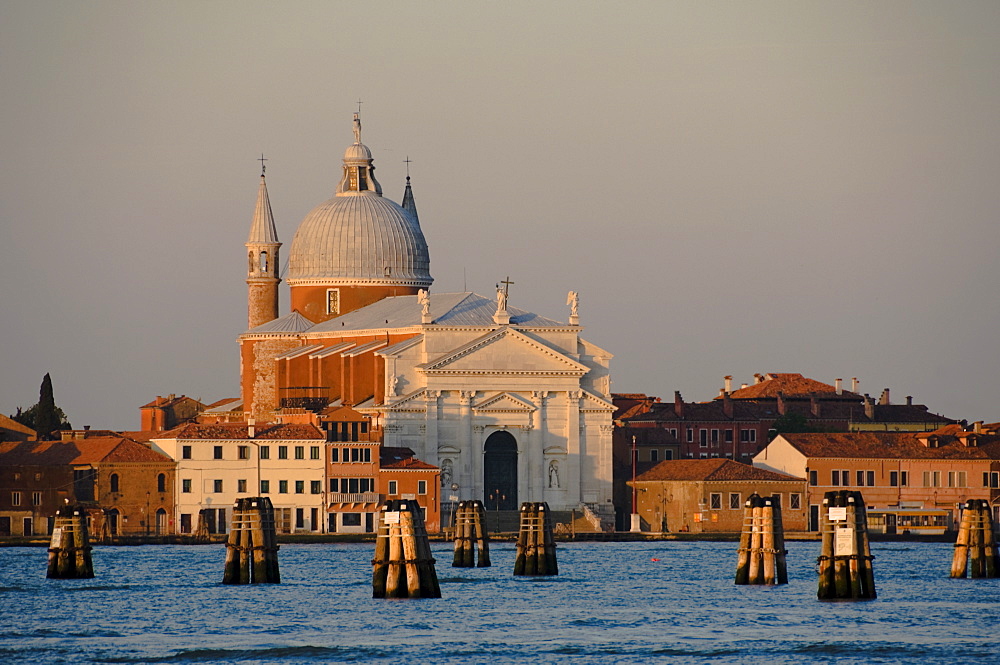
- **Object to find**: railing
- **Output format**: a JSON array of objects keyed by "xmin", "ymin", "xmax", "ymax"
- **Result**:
[{"xmin": 328, "ymin": 492, "xmax": 382, "ymax": 504}]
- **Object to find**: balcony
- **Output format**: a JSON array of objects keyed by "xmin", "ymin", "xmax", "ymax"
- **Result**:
[{"xmin": 328, "ymin": 492, "xmax": 382, "ymax": 504}]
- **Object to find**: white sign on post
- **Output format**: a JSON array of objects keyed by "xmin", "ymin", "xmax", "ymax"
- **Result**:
[
  {"xmin": 49, "ymin": 527, "xmax": 63, "ymax": 548},
  {"xmin": 835, "ymin": 527, "xmax": 855, "ymax": 556},
  {"xmin": 828, "ymin": 507, "xmax": 848, "ymax": 521},
  {"xmin": 383, "ymin": 511, "xmax": 400, "ymax": 525}
]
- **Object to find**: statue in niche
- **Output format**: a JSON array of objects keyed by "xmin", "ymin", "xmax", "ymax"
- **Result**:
[
  {"xmin": 566, "ymin": 291, "xmax": 579, "ymax": 318},
  {"xmin": 388, "ymin": 374, "xmax": 398, "ymax": 397},
  {"xmin": 440, "ymin": 459, "xmax": 453, "ymax": 487},
  {"xmin": 548, "ymin": 460, "xmax": 560, "ymax": 488}
]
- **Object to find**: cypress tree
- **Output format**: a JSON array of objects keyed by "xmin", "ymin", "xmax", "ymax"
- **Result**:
[{"xmin": 35, "ymin": 373, "xmax": 59, "ymax": 437}]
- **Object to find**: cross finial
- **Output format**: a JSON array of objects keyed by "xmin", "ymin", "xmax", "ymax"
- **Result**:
[
  {"xmin": 258, "ymin": 153, "xmax": 267, "ymax": 176},
  {"xmin": 357, "ymin": 98, "xmax": 363, "ymax": 114},
  {"xmin": 404, "ymin": 156, "xmax": 412, "ymax": 179},
  {"xmin": 500, "ymin": 276, "xmax": 514, "ymax": 296}
]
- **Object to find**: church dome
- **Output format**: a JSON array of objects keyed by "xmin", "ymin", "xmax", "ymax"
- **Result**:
[{"xmin": 287, "ymin": 114, "xmax": 432, "ymax": 287}]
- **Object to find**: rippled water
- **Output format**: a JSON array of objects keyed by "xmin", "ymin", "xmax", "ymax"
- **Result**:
[{"xmin": 2, "ymin": 540, "xmax": 998, "ymax": 663}]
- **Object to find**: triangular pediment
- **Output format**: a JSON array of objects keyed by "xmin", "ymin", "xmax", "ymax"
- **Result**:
[
  {"xmin": 580, "ymin": 389, "xmax": 616, "ymax": 411},
  {"xmin": 473, "ymin": 392, "xmax": 536, "ymax": 413},
  {"xmin": 419, "ymin": 328, "xmax": 588, "ymax": 376},
  {"xmin": 382, "ymin": 388, "xmax": 427, "ymax": 412}
]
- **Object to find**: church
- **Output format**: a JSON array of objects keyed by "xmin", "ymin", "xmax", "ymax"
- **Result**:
[{"xmin": 239, "ymin": 114, "xmax": 615, "ymax": 522}]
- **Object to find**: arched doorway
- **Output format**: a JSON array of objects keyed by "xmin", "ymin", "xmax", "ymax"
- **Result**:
[
  {"xmin": 155, "ymin": 508, "xmax": 167, "ymax": 535},
  {"xmin": 484, "ymin": 431, "xmax": 518, "ymax": 510},
  {"xmin": 106, "ymin": 509, "xmax": 120, "ymax": 536}
]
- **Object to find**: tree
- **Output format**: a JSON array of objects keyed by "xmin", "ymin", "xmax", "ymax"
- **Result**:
[{"xmin": 9, "ymin": 373, "xmax": 71, "ymax": 438}]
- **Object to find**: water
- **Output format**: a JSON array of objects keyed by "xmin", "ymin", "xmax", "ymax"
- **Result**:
[{"xmin": 2, "ymin": 541, "xmax": 998, "ymax": 663}]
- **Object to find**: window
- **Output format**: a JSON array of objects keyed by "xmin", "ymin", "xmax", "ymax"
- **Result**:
[
  {"xmin": 856, "ymin": 470, "xmax": 876, "ymax": 487},
  {"xmin": 237, "ymin": 479, "xmax": 247, "ymax": 493},
  {"xmin": 740, "ymin": 429, "xmax": 757, "ymax": 443},
  {"xmin": 900, "ymin": 471, "xmax": 909, "ymax": 487},
  {"xmin": 182, "ymin": 479, "xmax": 192, "ymax": 493},
  {"xmin": 664, "ymin": 450, "xmax": 674, "ymax": 461},
  {"xmin": 418, "ymin": 480, "xmax": 427, "ymax": 495},
  {"xmin": 180, "ymin": 514, "xmax": 192, "ymax": 534},
  {"xmin": 958, "ymin": 471, "xmax": 967, "ymax": 488},
  {"xmin": 668, "ymin": 428, "xmax": 677, "ymax": 437},
  {"xmin": 296, "ymin": 508, "xmax": 305, "ymax": 529},
  {"xmin": 789, "ymin": 493, "xmax": 801, "ymax": 509},
  {"xmin": 729, "ymin": 493, "xmax": 741, "ymax": 509},
  {"xmin": 214, "ymin": 446, "xmax": 223, "ymax": 460},
  {"xmin": 295, "ymin": 480, "xmax": 304, "ymax": 494},
  {"xmin": 388, "ymin": 480, "xmax": 398, "ymax": 495},
  {"xmin": 278, "ymin": 446, "xmax": 288, "ymax": 460},
  {"xmin": 310, "ymin": 446, "xmax": 321, "ymax": 460},
  {"xmin": 260, "ymin": 480, "xmax": 270, "ymax": 494},
  {"xmin": 724, "ymin": 429, "xmax": 733, "ymax": 443},
  {"xmin": 157, "ymin": 474, "xmax": 166, "ymax": 492},
  {"xmin": 711, "ymin": 429, "xmax": 719, "ymax": 446},
  {"xmin": 650, "ymin": 449, "xmax": 659, "ymax": 463},
  {"xmin": 687, "ymin": 429, "xmax": 694, "ymax": 443},
  {"xmin": 279, "ymin": 480, "xmax": 288, "ymax": 494},
  {"xmin": 348, "ymin": 448, "xmax": 372, "ymax": 463},
  {"xmin": 330, "ymin": 448, "xmax": 339, "ymax": 463},
  {"xmin": 699, "ymin": 430, "xmax": 708, "ymax": 447},
  {"xmin": 890, "ymin": 471, "xmax": 899, "ymax": 487},
  {"xmin": 182, "ymin": 445, "xmax": 192, "ymax": 459},
  {"xmin": 329, "ymin": 478, "xmax": 338, "ymax": 492},
  {"xmin": 360, "ymin": 478, "xmax": 374, "ymax": 493},
  {"xmin": 259, "ymin": 446, "xmax": 270, "ymax": 460},
  {"xmin": 11, "ymin": 492, "xmax": 21, "ymax": 507},
  {"xmin": 311, "ymin": 480, "xmax": 322, "ymax": 494},
  {"xmin": 832, "ymin": 470, "xmax": 849, "ymax": 486},
  {"xmin": 213, "ymin": 479, "xmax": 223, "ymax": 493},
  {"xmin": 32, "ymin": 492, "xmax": 41, "ymax": 506},
  {"xmin": 327, "ymin": 289, "xmax": 340, "ymax": 315},
  {"xmin": 985, "ymin": 472, "xmax": 1000, "ymax": 488},
  {"xmin": 809, "ymin": 470, "xmax": 818, "ymax": 486},
  {"xmin": 294, "ymin": 446, "xmax": 305, "ymax": 460},
  {"xmin": 342, "ymin": 512, "xmax": 361, "ymax": 527},
  {"xmin": 238, "ymin": 446, "xmax": 249, "ymax": 460},
  {"xmin": 110, "ymin": 474, "xmax": 120, "ymax": 493},
  {"xmin": 260, "ymin": 250, "xmax": 268, "ymax": 272},
  {"xmin": 924, "ymin": 471, "xmax": 941, "ymax": 487},
  {"xmin": 709, "ymin": 493, "xmax": 722, "ymax": 510},
  {"xmin": 947, "ymin": 471, "xmax": 966, "ymax": 488}
]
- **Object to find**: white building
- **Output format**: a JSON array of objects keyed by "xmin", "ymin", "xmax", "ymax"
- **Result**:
[{"xmin": 150, "ymin": 422, "xmax": 326, "ymax": 534}]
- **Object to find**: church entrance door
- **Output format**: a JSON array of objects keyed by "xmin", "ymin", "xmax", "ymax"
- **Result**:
[{"xmin": 484, "ymin": 431, "xmax": 518, "ymax": 510}]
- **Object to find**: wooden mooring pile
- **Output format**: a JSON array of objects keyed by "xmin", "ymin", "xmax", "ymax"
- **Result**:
[
  {"xmin": 950, "ymin": 499, "xmax": 1000, "ymax": 578},
  {"xmin": 372, "ymin": 499, "xmax": 441, "ymax": 598},
  {"xmin": 452, "ymin": 500, "xmax": 491, "ymax": 567},
  {"xmin": 514, "ymin": 502, "xmax": 558, "ymax": 576},
  {"xmin": 47, "ymin": 504, "xmax": 94, "ymax": 579},
  {"xmin": 222, "ymin": 497, "xmax": 280, "ymax": 584},
  {"xmin": 817, "ymin": 490, "xmax": 876, "ymax": 600},
  {"xmin": 734, "ymin": 493, "xmax": 788, "ymax": 585}
]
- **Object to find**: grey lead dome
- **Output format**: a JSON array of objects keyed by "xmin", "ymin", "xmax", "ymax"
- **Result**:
[{"xmin": 287, "ymin": 116, "xmax": 432, "ymax": 287}]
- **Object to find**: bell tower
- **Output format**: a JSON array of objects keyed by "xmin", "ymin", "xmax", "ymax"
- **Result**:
[{"xmin": 246, "ymin": 160, "xmax": 281, "ymax": 329}]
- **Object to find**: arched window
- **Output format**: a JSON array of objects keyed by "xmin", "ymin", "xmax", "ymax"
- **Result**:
[
  {"xmin": 260, "ymin": 250, "xmax": 268, "ymax": 272},
  {"xmin": 249, "ymin": 251, "xmax": 255, "ymax": 272},
  {"xmin": 110, "ymin": 473, "xmax": 119, "ymax": 493},
  {"xmin": 157, "ymin": 473, "xmax": 166, "ymax": 493}
]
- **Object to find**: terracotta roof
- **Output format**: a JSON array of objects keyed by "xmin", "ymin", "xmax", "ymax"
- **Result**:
[
  {"xmin": 723, "ymin": 373, "xmax": 859, "ymax": 400},
  {"xmin": 0, "ymin": 413, "xmax": 36, "ymax": 438},
  {"xmin": 382, "ymin": 456, "xmax": 438, "ymax": 471},
  {"xmin": 380, "ymin": 446, "xmax": 417, "ymax": 465},
  {"xmin": 0, "ymin": 437, "xmax": 173, "ymax": 466},
  {"xmin": 633, "ymin": 458, "xmax": 802, "ymax": 483},
  {"xmin": 140, "ymin": 395, "xmax": 201, "ymax": 409},
  {"xmin": 774, "ymin": 432, "xmax": 1000, "ymax": 460},
  {"xmin": 157, "ymin": 422, "xmax": 324, "ymax": 440}
]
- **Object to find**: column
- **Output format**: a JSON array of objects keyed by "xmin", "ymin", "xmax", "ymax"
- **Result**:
[
  {"xmin": 423, "ymin": 390, "xmax": 440, "ymax": 465},
  {"xmin": 459, "ymin": 391, "xmax": 475, "ymax": 500},
  {"xmin": 530, "ymin": 391, "xmax": 548, "ymax": 502},
  {"xmin": 565, "ymin": 391, "xmax": 582, "ymax": 506}
]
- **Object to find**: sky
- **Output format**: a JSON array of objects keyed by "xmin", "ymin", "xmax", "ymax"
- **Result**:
[{"xmin": 2, "ymin": 1, "xmax": 998, "ymax": 430}]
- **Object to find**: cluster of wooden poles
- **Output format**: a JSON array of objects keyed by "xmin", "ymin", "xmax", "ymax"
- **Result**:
[
  {"xmin": 816, "ymin": 490, "xmax": 877, "ymax": 600},
  {"xmin": 452, "ymin": 500, "xmax": 491, "ymax": 567},
  {"xmin": 46, "ymin": 504, "xmax": 94, "ymax": 579},
  {"xmin": 372, "ymin": 499, "xmax": 441, "ymax": 598},
  {"xmin": 513, "ymin": 502, "xmax": 558, "ymax": 576},
  {"xmin": 222, "ymin": 497, "xmax": 281, "ymax": 584},
  {"xmin": 734, "ymin": 493, "xmax": 788, "ymax": 585},
  {"xmin": 950, "ymin": 499, "xmax": 1000, "ymax": 578}
]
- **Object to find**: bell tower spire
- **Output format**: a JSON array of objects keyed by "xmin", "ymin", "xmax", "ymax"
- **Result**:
[{"xmin": 246, "ymin": 156, "xmax": 281, "ymax": 328}]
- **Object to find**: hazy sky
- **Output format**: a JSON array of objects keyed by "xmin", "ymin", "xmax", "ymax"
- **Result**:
[{"xmin": 2, "ymin": 1, "xmax": 998, "ymax": 430}]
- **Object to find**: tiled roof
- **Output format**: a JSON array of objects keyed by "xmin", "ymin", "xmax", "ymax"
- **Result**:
[
  {"xmin": 633, "ymin": 459, "xmax": 803, "ymax": 482},
  {"xmin": 0, "ymin": 413, "xmax": 36, "ymax": 437},
  {"xmin": 245, "ymin": 310, "xmax": 314, "ymax": 335},
  {"xmin": 775, "ymin": 432, "xmax": 999, "ymax": 460},
  {"xmin": 379, "ymin": 446, "xmax": 417, "ymax": 465},
  {"xmin": 157, "ymin": 422, "xmax": 324, "ymax": 440},
  {"xmin": 0, "ymin": 437, "xmax": 173, "ymax": 466},
  {"xmin": 723, "ymin": 373, "xmax": 859, "ymax": 400},
  {"xmin": 382, "ymin": 456, "xmax": 438, "ymax": 471}
]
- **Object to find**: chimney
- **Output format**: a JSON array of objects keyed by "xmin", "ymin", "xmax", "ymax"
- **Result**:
[
  {"xmin": 906, "ymin": 396, "xmax": 913, "ymax": 406},
  {"xmin": 835, "ymin": 378, "xmax": 842, "ymax": 395},
  {"xmin": 851, "ymin": 377, "xmax": 859, "ymax": 393},
  {"xmin": 864, "ymin": 395, "xmax": 875, "ymax": 420},
  {"xmin": 741, "ymin": 383, "xmax": 748, "ymax": 390},
  {"xmin": 974, "ymin": 421, "xmax": 983, "ymax": 434},
  {"xmin": 718, "ymin": 388, "xmax": 725, "ymax": 398},
  {"xmin": 723, "ymin": 391, "xmax": 734, "ymax": 418},
  {"xmin": 754, "ymin": 373, "xmax": 763, "ymax": 385},
  {"xmin": 879, "ymin": 388, "xmax": 890, "ymax": 405},
  {"xmin": 811, "ymin": 396, "xmax": 821, "ymax": 418},
  {"xmin": 674, "ymin": 391, "xmax": 684, "ymax": 419},
  {"xmin": 777, "ymin": 391, "xmax": 787, "ymax": 416},
  {"xmin": 724, "ymin": 375, "xmax": 733, "ymax": 393},
  {"xmin": 248, "ymin": 417, "xmax": 256, "ymax": 439}
]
